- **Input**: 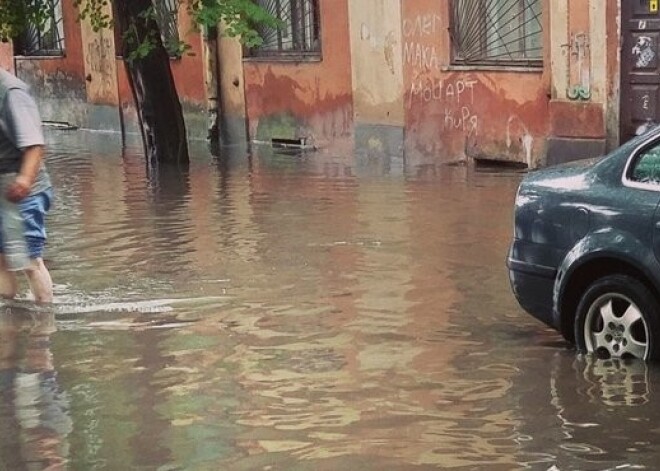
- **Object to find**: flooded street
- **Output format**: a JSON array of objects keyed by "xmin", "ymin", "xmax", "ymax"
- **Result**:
[{"xmin": 2, "ymin": 132, "xmax": 660, "ymax": 470}]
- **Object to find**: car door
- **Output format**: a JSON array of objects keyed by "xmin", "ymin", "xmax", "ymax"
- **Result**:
[{"xmin": 624, "ymin": 138, "xmax": 660, "ymax": 262}]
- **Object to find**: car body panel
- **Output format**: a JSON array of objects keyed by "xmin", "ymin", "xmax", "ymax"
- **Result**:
[
  {"xmin": 508, "ymin": 126, "xmax": 660, "ymax": 336},
  {"xmin": 553, "ymin": 228, "xmax": 660, "ymax": 328}
]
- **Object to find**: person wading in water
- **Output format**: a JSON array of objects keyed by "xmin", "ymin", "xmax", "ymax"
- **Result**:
[{"xmin": 0, "ymin": 68, "xmax": 54, "ymax": 303}]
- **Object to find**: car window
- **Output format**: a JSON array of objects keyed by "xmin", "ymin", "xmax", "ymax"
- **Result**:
[{"xmin": 631, "ymin": 143, "xmax": 660, "ymax": 184}]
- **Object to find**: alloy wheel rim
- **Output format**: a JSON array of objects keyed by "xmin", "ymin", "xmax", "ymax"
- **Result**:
[{"xmin": 584, "ymin": 293, "xmax": 649, "ymax": 360}]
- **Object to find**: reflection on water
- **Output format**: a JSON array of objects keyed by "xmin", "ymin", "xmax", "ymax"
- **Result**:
[
  {"xmin": 0, "ymin": 308, "xmax": 71, "ymax": 470},
  {"xmin": 2, "ymin": 131, "xmax": 659, "ymax": 469}
]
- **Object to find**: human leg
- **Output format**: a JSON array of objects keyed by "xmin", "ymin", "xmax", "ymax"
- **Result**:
[
  {"xmin": 23, "ymin": 257, "xmax": 52, "ymax": 303},
  {"xmin": 20, "ymin": 190, "xmax": 53, "ymax": 303},
  {"xmin": 0, "ymin": 256, "xmax": 18, "ymax": 299}
]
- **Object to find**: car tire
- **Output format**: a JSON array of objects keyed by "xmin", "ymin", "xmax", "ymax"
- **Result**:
[{"xmin": 574, "ymin": 274, "xmax": 660, "ymax": 361}]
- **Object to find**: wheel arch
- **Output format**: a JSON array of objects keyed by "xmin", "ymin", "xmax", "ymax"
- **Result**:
[{"xmin": 558, "ymin": 256, "xmax": 660, "ymax": 343}]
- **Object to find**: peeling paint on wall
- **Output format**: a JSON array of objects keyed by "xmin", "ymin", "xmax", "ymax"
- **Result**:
[
  {"xmin": 384, "ymin": 31, "xmax": 397, "ymax": 75},
  {"xmin": 350, "ymin": 0, "xmax": 404, "ymax": 126},
  {"xmin": 402, "ymin": 1, "xmax": 551, "ymax": 167},
  {"xmin": 82, "ymin": 31, "xmax": 119, "ymax": 105},
  {"xmin": 507, "ymin": 115, "xmax": 535, "ymax": 168}
]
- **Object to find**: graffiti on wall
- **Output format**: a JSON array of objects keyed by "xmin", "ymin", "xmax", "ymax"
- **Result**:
[
  {"xmin": 408, "ymin": 77, "xmax": 479, "ymax": 136},
  {"xmin": 632, "ymin": 35, "xmax": 655, "ymax": 68},
  {"xmin": 404, "ymin": 12, "xmax": 479, "ymax": 137},
  {"xmin": 403, "ymin": 13, "xmax": 442, "ymax": 71},
  {"xmin": 566, "ymin": 33, "xmax": 591, "ymax": 101}
]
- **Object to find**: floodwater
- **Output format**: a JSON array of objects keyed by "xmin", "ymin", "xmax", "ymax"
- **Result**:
[{"xmin": 1, "ymin": 132, "xmax": 659, "ymax": 471}]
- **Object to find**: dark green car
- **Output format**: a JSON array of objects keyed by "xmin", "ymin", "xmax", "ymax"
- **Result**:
[{"xmin": 507, "ymin": 128, "xmax": 660, "ymax": 361}]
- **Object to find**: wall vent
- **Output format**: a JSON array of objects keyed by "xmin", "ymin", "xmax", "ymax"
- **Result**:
[{"xmin": 271, "ymin": 137, "xmax": 308, "ymax": 148}]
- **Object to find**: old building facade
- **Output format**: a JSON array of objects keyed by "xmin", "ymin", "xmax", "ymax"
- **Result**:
[{"xmin": 0, "ymin": 1, "xmax": 649, "ymax": 169}]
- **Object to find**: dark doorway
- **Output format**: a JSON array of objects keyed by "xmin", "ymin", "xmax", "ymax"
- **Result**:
[{"xmin": 621, "ymin": 0, "xmax": 660, "ymax": 142}]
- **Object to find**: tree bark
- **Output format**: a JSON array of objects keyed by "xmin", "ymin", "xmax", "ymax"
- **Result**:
[{"xmin": 113, "ymin": 0, "xmax": 189, "ymax": 166}]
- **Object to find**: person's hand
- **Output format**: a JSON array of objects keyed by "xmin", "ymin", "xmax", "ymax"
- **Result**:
[{"xmin": 5, "ymin": 175, "xmax": 31, "ymax": 203}]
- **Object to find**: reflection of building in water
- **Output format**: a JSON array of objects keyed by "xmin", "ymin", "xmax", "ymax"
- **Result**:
[
  {"xmin": 0, "ymin": 309, "xmax": 72, "ymax": 469},
  {"xmin": 224, "ymin": 161, "xmax": 522, "ymax": 468}
]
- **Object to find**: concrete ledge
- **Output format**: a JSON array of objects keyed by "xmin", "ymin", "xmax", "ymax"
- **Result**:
[{"xmin": 545, "ymin": 137, "xmax": 607, "ymax": 167}]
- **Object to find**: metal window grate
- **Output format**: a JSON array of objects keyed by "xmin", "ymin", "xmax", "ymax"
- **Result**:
[
  {"xmin": 451, "ymin": 0, "xmax": 542, "ymax": 66},
  {"xmin": 153, "ymin": 0, "xmax": 181, "ymax": 57},
  {"xmin": 16, "ymin": 0, "xmax": 65, "ymax": 56},
  {"xmin": 254, "ymin": 0, "xmax": 321, "ymax": 57}
]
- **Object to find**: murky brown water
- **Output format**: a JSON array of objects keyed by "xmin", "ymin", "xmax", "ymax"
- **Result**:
[{"xmin": 1, "ymin": 132, "xmax": 659, "ymax": 470}]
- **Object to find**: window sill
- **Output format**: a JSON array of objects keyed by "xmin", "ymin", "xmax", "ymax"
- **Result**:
[
  {"xmin": 243, "ymin": 55, "xmax": 322, "ymax": 64},
  {"xmin": 444, "ymin": 64, "xmax": 543, "ymax": 73},
  {"xmin": 15, "ymin": 54, "xmax": 65, "ymax": 60}
]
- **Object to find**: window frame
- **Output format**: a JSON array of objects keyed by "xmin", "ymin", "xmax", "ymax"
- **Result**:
[
  {"xmin": 14, "ymin": 0, "xmax": 66, "ymax": 57},
  {"xmin": 449, "ymin": 0, "xmax": 543, "ymax": 68},
  {"xmin": 624, "ymin": 130, "xmax": 660, "ymax": 191},
  {"xmin": 248, "ymin": 0, "xmax": 322, "ymax": 61}
]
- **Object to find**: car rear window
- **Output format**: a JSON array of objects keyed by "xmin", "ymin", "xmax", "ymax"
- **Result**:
[{"xmin": 631, "ymin": 144, "xmax": 660, "ymax": 184}]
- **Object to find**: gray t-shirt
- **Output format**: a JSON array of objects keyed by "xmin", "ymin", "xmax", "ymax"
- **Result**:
[{"xmin": 0, "ymin": 70, "xmax": 51, "ymax": 195}]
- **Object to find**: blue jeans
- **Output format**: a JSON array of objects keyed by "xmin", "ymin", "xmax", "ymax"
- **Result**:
[{"xmin": 0, "ymin": 188, "xmax": 53, "ymax": 259}]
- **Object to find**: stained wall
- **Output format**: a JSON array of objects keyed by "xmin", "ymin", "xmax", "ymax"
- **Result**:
[
  {"xmin": 242, "ymin": 0, "xmax": 354, "ymax": 151},
  {"xmin": 1, "ymin": 2, "xmax": 209, "ymax": 140},
  {"xmin": 0, "ymin": 0, "xmax": 622, "ymax": 167},
  {"xmin": 348, "ymin": 0, "xmax": 405, "ymax": 163},
  {"xmin": 400, "ymin": 0, "xmax": 550, "ymax": 168}
]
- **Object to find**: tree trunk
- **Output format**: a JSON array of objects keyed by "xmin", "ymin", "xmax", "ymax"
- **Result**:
[{"xmin": 113, "ymin": 0, "xmax": 189, "ymax": 166}]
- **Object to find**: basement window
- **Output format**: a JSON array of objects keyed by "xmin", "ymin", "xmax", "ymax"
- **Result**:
[
  {"xmin": 450, "ymin": 0, "xmax": 542, "ymax": 67},
  {"xmin": 14, "ymin": 0, "xmax": 65, "ymax": 56},
  {"xmin": 251, "ymin": 0, "xmax": 321, "ymax": 59}
]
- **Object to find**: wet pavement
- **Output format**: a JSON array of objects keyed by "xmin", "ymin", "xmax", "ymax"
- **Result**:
[{"xmin": 1, "ymin": 131, "xmax": 659, "ymax": 470}]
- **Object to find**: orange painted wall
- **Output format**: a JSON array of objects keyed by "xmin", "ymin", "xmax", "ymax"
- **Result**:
[
  {"xmin": 9, "ymin": 2, "xmax": 206, "ymax": 131},
  {"xmin": 243, "ymin": 0, "xmax": 353, "ymax": 148},
  {"xmin": 169, "ymin": 10, "xmax": 206, "ymax": 106},
  {"xmin": 14, "ymin": 0, "xmax": 86, "ymax": 97},
  {"xmin": 402, "ymin": 0, "xmax": 551, "ymax": 167}
]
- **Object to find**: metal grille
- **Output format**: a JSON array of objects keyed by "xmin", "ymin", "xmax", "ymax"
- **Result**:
[
  {"xmin": 16, "ymin": 0, "xmax": 65, "ymax": 56},
  {"xmin": 153, "ymin": 0, "xmax": 181, "ymax": 56},
  {"xmin": 254, "ymin": 0, "xmax": 321, "ymax": 57},
  {"xmin": 451, "ymin": 0, "xmax": 542, "ymax": 65}
]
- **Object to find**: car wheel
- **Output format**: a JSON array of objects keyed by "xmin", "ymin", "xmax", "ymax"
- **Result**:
[{"xmin": 574, "ymin": 275, "xmax": 660, "ymax": 361}]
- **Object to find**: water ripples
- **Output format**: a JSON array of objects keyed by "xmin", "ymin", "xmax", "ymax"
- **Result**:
[{"xmin": 3, "ymin": 134, "xmax": 660, "ymax": 469}]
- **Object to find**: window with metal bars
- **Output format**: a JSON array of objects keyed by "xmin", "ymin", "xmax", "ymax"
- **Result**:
[
  {"xmin": 14, "ymin": 0, "xmax": 65, "ymax": 56},
  {"xmin": 113, "ymin": 0, "xmax": 182, "ymax": 59},
  {"xmin": 153, "ymin": 0, "xmax": 182, "ymax": 58},
  {"xmin": 450, "ymin": 0, "xmax": 542, "ymax": 66},
  {"xmin": 252, "ymin": 0, "xmax": 321, "ymax": 58}
]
